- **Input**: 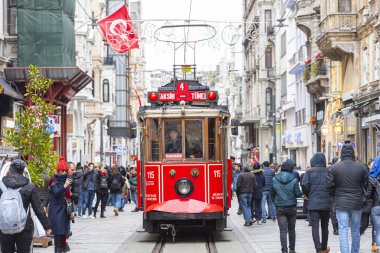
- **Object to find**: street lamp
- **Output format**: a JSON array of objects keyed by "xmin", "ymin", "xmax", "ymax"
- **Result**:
[{"xmin": 334, "ymin": 120, "xmax": 343, "ymax": 135}]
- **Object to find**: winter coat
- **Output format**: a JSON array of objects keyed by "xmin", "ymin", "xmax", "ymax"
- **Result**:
[
  {"xmin": 236, "ymin": 171, "xmax": 256, "ymax": 194},
  {"xmin": 366, "ymin": 176, "xmax": 380, "ymax": 207},
  {"xmin": 271, "ymin": 160, "xmax": 302, "ymax": 207},
  {"xmin": 326, "ymin": 144, "xmax": 368, "ymax": 210},
  {"xmin": 83, "ymin": 170, "xmax": 98, "ymax": 192},
  {"xmin": 301, "ymin": 152, "xmax": 331, "ymax": 211},
  {"xmin": 252, "ymin": 169, "xmax": 265, "ymax": 199},
  {"xmin": 263, "ymin": 166, "xmax": 275, "ymax": 192},
  {"xmin": 48, "ymin": 175, "xmax": 70, "ymax": 235},
  {"xmin": 129, "ymin": 175, "xmax": 138, "ymax": 191},
  {"xmin": 0, "ymin": 174, "xmax": 51, "ymax": 232},
  {"xmin": 109, "ymin": 173, "xmax": 125, "ymax": 194}
]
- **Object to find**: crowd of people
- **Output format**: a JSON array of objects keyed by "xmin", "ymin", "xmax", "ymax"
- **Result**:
[
  {"xmin": 233, "ymin": 144, "xmax": 380, "ymax": 253},
  {"xmin": 0, "ymin": 157, "xmax": 138, "ymax": 253}
]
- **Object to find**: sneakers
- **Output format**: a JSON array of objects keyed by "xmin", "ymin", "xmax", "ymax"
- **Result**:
[
  {"xmin": 237, "ymin": 208, "xmax": 242, "ymax": 215},
  {"xmin": 262, "ymin": 219, "xmax": 266, "ymax": 223},
  {"xmin": 251, "ymin": 218, "xmax": 258, "ymax": 223},
  {"xmin": 272, "ymin": 217, "xmax": 277, "ymax": 222},
  {"xmin": 114, "ymin": 208, "xmax": 119, "ymax": 216},
  {"xmin": 131, "ymin": 207, "xmax": 139, "ymax": 212},
  {"xmin": 257, "ymin": 219, "xmax": 263, "ymax": 225},
  {"xmin": 89, "ymin": 215, "xmax": 95, "ymax": 219},
  {"xmin": 82, "ymin": 215, "xmax": 88, "ymax": 219}
]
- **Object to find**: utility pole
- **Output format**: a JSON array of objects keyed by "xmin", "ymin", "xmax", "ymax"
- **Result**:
[{"xmin": 272, "ymin": 94, "xmax": 277, "ymax": 163}]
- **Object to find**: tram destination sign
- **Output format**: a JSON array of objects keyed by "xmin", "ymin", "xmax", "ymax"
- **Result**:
[{"xmin": 148, "ymin": 82, "xmax": 217, "ymax": 103}]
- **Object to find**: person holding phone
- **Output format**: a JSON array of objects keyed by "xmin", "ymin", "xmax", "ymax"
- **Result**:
[{"xmin": 48, "ymin": 157, "xmax": 72, "ymax": 253}]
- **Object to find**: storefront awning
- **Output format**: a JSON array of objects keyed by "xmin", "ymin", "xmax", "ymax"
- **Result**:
[
  {"xmin": 4, "ymin": 67, "xmax": 93, "ymax": 105},
  {"xmin": 0, "ymin": 77, "xmax": 24, "ymax": 100},
  {"xmin": 240, "ymin": 116, "xmax": 261, "ymax": 126}
]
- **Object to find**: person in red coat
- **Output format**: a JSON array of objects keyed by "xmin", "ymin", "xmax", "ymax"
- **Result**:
[{"xmin": 48, "ymin": 157, "xmax": 72, "ymax": 253}]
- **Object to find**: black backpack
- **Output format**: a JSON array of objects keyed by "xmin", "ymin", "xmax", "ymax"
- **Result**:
[
  {"xmin": 110, "ymin": 176, "xmax": 121, "ymax": 191},
  {"xmin": 100, "ymin": 176, "xmax": 108, "ymax": 190}
]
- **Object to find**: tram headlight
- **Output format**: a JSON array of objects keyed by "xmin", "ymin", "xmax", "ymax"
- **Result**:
[{"xmin": 175, "ymin": 178, "xmax": 194, "ymax": 198}]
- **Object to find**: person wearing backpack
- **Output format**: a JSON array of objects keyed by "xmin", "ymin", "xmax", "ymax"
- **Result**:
[
  {"xmin": 366, "ymin": 156, "xmax": 380, "ymax": 253},
  {"xmin": 0, "ymin": 159, "xmax": 52, "ymax": 253},
  {"xmin": 109, "ymin": 165, "xmax": 125, "ymax": 216},
  {"xmin": 93, "ymin": 166, "xmax": 109, "ymax": 218},
  {"xmin": 48, "ymin": 157, "xmax": 73, "ymax": 253}
]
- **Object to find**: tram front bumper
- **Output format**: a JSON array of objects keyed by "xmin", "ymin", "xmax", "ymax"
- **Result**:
[{"xmin": 145, "ymin": 198, "xmax": 224, "ymax": 218}]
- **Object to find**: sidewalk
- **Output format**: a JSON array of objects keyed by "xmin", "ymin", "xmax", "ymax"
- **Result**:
[
  {"xmin": 228, "ymin": 197, "xmax": 373, "ymax": 253},
  {"xmin": 33, "ymin": 202, "xmax": 143, "ymax": 253}
]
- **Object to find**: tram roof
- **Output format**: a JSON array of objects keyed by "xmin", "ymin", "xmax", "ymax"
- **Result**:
[{"xmin": 138, "ymin": 105, "xmax": 230, "ymax": 118}]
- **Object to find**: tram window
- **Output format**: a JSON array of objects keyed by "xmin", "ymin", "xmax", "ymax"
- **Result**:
[
  {"xmin": 150, "ymin": 119, "xmax": 159, "ymax": 161},
  {"xmin": 185, "ymin": 120, "xmax": 203, "ymax": 158},
  {"xmin": 208, "ymin": 118, "xmax": 216, "ymax": 160},
  {"xmin": 164, "ymin": 120, "xmax": 182, "ymax": 159}
]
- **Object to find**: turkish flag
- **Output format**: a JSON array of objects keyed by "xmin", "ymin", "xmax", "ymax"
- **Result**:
[{"xmin": 97, "ymin": 4, "xmax": 139, "ymax": 53}]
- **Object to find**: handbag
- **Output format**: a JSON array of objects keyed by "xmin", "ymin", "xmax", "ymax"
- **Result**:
[{"xmin": 66, "ymin": 199, "xmax": 75, "ymax": 220}]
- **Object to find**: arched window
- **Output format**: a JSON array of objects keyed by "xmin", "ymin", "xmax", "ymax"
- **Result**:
[
  {"xmin": 338, "ymin": 0, "xmax": 351, "ymax": 13},
  {"xmin": 266, "ymin": 87, "xmax": 273, "ymax": 118},
  {"xmin": 103, "ymin": 79, "xmax": 109, "ymax": 102}
]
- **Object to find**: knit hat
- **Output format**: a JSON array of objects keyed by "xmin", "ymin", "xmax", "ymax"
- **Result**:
[{"xmin": 56, "ymin": 156, "xmax": 69, "ymax": 171}]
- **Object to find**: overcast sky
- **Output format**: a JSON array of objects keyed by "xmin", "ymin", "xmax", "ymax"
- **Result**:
[{"xmin": 141, "ymin": 0, "xmax": 244, "ymax": 71}]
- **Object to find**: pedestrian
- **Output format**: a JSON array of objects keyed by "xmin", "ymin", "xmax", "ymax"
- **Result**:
[
  {"xmin": 120, "ymin": 170, "xmax": 130, "ymax": 212},
  {"xmin": 326, "ymin": 144, "xmax": 368, "ymax": 253},
  {"xmin": 329, "ymin": 156, "xmax": 339, "ymax": 235},
  {"xmin": 271, "ymin": 159, "xmax": 302, "ymax": 253},
  {"xmin": 366, "ymin": 156, "xmax": 380, "ymax": 252},
  {"xmin": 251, "ymin": 162, "xmax": 264, "ymax": 224},
  {"xmin": 129, "ymin": 168, "xmax": 139, "ymax": 212},
  {"xmin": 82, "ymin": 162, "xmax": 98, "ymax": 218},
  {"xmin": 361, "ymin": 159, "xmax": 375, "ymax": 251},
  {"xmin": 93, "ymin": 165, "xmax": 109, "ymax": 218},
  {"xmin": 232, "ymin": 163, "xmax": 243, "ymax": 215},
  {"xmin": 301, "ymin": 152, "xmax": 331, "ymax": 253},
  {"xmin": 72, "ymin": 162, "xmax": 84, "ymax": 217},
  {"xmin": 236, "ymin": 165, "xmax": 256, "ymax": 226},
  {"xmin": 48, "ymin": 157, "xmax": 73, "ymax": 253},
  {"xmin": 109, "ymin": 165, "xmax": 125, "ymax": 216},
  {"xmin": 262, "ymin": 161, "xmax": 276, "ymax": 222},
  {"xmin": 0, "ymin": 159, "xmax": 52, "ymax": 253}
]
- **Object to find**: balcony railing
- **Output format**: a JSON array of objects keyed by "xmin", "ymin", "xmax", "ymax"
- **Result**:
[
  {"xmin": 103, "ymin": 56, "xmax": 116, "ymax": 65},
  {"xmin": 320, "ymin": 14, "xmax": 357, "ymax": 34},
  {"xmin": 304, "ymin": 59, "xmax": 327, "ymax": 82}
]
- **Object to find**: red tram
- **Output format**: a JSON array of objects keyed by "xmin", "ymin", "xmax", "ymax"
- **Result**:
[{"xmin": 135, "ymin": 80, "xmax": 237, "ymax": 233}]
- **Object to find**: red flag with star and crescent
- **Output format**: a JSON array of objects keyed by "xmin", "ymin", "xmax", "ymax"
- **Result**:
[{"xmin": 97, "ymin": 4, "xmax": 139, "ymax": 53}]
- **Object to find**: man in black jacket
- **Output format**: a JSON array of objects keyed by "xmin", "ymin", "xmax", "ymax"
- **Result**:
[
  {"xmin": 236, "ymin": 166, "xmax": 256, "ymax": 226},
  {"xmin": 326, "ymin": 144, "xmax": 368, "ymax": 253},
  {"xmin": 302, "ymin": 153, "xmax": 331, "ymax": 253},
  {"xmin": 0, "ymin": 159, "xmax": 52, "ymax": 253}
]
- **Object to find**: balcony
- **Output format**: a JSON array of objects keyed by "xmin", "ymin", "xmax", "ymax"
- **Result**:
[
  {"xmin": 304, "ymin": 59, "xmax": 329, "ymax": 97},
  {"xmin": 103, "ymin": 56, "xmax": 116, "ymax": 65},
  {"xmin": 289, "ymin": 48, "xmax": 305, "ymax": 75},
  {"xmin": 296, "ymin": 0, "xmax": 318, "ymax": 36},
  {"xmin": 316, "ymin": 14, "xmax": 358, "ymax": 60}
]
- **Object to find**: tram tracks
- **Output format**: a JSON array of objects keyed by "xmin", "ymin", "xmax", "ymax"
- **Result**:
[{"xmin": 152, "ymin": 232, "xmax": 218, "ymax": 253}]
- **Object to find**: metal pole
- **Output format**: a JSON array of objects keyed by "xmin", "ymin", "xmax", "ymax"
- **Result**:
[{"xmin": 272, "ymin": 95, "xmax": 277, "ymax": 163}]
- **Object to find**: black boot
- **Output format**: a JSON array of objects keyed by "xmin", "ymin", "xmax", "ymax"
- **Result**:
[
  {"xmin": 333, "ymin": 224, "xmax": 339, "ymax": 235},
  {"xmin": 93, "ymin": 210, "xmax": 97, "ymax": 218},
  {"xmin": 62, "ymin": 244, "xmax": 71, "ymax": 253},
  {"xmin": 100, "ymin": 210, "xmax": 106, "ymax": 218}
]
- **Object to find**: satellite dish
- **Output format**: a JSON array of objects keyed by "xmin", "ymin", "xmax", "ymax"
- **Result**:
[{"xmin": 273, "ymin": 19, "xmax": 288, "ymax": 28}]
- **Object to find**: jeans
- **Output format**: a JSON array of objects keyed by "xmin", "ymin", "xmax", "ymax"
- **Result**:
[
  {"xmin": 262, "ymin": 191, "xmax": 276, "ymax": 219},
  {"xmin": 130, "ymin": 190, "xmax": 138, "ymax": 207},
  {"xmin": 111, "ymin": 193, "xmax": 121, "ymax": 209},
  {"xmin": 336, "ymin": 209, "xmax": 362, "ymax": 253},
  {"xmin": 310, "ymin": 210, "xmax": 330, "ymax": 251},
  {"xmin": 251, "ymin": 198, "xmax": 262, "ymax": 220},
  {"xmin": 371, "ymin": 206, "xmax": 380, "ymax": 249},
  {"xmin": 239, "ymin": 193, "xmax": 252, "ymax": 222},
  {"xmin": 77, "ymin": 190, "xmax": 84, "ymax": 216},
  {"xmin": 276, "ymin": 206, "xmax": 297, "ymax": 252},
  {"xmin": 82, "ymin": 190, "xmax": 96, "ymax": 216}
]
